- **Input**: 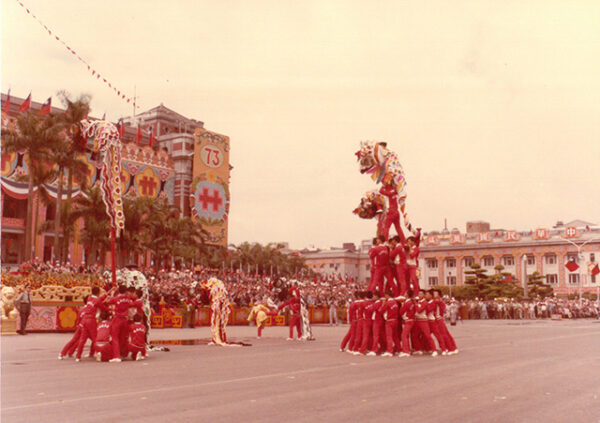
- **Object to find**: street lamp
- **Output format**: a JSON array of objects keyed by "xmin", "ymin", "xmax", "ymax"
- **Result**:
[
  {"xmin": 448, "ymin": 270, "xmax": 453, "ymax": 299},
  {"xmin": 522, "ymin": 255, "xmax": 528, "ymax": 299},
  {"xmin": 560, "ymin": 237, "xmax": 598, "ymax": 303}
]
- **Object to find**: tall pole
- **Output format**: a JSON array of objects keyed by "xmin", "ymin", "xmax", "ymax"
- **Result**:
[
  {"xmin": 110, "ymin": 226, "xmax": 117, "ymax": 287},
  {"xmin": 561, "ymin": 237, "xmax": 598, "ymax": 303}
]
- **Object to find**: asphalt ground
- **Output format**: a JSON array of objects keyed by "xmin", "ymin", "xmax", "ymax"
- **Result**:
[{"xmin": 2, "ymin": 320, "xmax": 600, "ymax": 423}]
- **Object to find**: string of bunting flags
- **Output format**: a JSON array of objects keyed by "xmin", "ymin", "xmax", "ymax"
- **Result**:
[{"xmin": 14, "ymin": 0, "xmax": 133, "ymax": 104}]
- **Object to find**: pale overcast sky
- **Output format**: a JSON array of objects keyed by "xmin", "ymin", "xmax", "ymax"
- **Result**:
[{"xmin": 2, "ymin": 1, "xmax": 599, "ymax": 249}]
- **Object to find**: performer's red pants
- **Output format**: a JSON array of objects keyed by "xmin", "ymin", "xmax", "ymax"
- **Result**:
[
  {"xmin": 95, "ymin": 341, "xmax": 113, "ymax": 362},
  {"xmin": 369, "ymin": 265, "xmax": 394, "ymax": 295},
  {"xmin": 400, "ymin": 320, "xmax": 414, "ymax": 353},
  {"xmin": 288, "ymin": 314, "xmax": 302, "ymax": 339},
  {"xmin": 437, "ymin": 319, "xmax": 457, "ymax": 351},
  {"xmin": 340, "ymin": 321, "xmax": 356, "ymax": 350},
  {"xmin": 111, "ymin": 317, "xmax": 130, "ymax": 359},
  {"xmin": 407, "ymin": 266, "xmax": 420, "ymax": 296},
  {"xmin": 76, "ymin": 317, "xmax": 97, "ymax": 359},
  {"xmin": 415, "ymin": 320, "xmax": 436, "ymax": 351},
  {"xmin": 351, "ymin": 319, "xmax": 364, "ymax": 351},
  {"xmin": 385, "ymin": 320, "xmax": 401, "ymax": 354},
  {"xmin": 61, "ymin": 326, "xmax": 81, "ymax": 357},
  {"xmin": 394, "ymin": 264, "xmax": 408, "ymax": 295},
  {"xmin": 128, "ymin": 343, "xmax": 146, "ymax": 359},
  {"xmin": 359, "ymin": 319, "xmax": 373, "ymax": 354},
  {"xmin": 371, "ymin": 319, "xmax": 385, "ymax": 353},
  {"xmin": 429, "ymin": 320, "xmax": 448, "ymax": 352},
  {"xmin": 382, "ymin": 209, "xmax": 405, "ymax": 241}
]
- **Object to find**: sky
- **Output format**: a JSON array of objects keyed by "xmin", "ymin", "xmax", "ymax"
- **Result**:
[{"xmin": 2, "ymin": 0, "xmax": 599, "ymax": 249}]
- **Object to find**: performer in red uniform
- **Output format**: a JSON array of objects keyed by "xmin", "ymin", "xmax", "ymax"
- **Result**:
[
  {"xmin": 350, "ymin": 292, "xmax": 367, "ymax": 354},
  {"xmin": 279, "ymin": 288, "xmax": 302, "ymax": 340},
  {"xmin": 368, "ymin": 236, "xmax": 394, "ymax": 295},
  {"xmin": 75, "ymin": 287, "xmax": 108, "ymax": 361},
  {"xmin": 340, "ymin": 291, "xmax": 361, "ymax": 352},
  {"xmin": 389, "ymin": 236, "xmax": 407, "ymax": 295},
  {"xmin": 381, "ymin": 291, "xmax": 401, "ymax": 356},
  {"xmin": 398, "ymin": 290, "xmax": 416, "ymax": 357},
  {"xmin": 406, "ymin": 230, "xmax": 421, "ymax": 296},
  {"xmin": 358, "ymin": 292, "xmax": 375, "ymax": 355},
  {"xmin": 425, "ymin": 290, "xmax": 448, "ymax": 355},
  {"xmin": 379, "ymin": 175, "xmax": 406, "ymax": 243},
  {"xmin": 414, "ymin": 291, "xmax": 438, "ymax": 356},
  {"xmin": 95, "ymin": 311, "xmax": 113, "ymax": 362},
  {"xmin": 128, "ymin": 314, "xmax": 147, "ymax": 361},
  {"xmin": 433, "ymin": 289, "xmax": 458, "ymax": 355},
  {"xmin": 108, "ymin": 286, "xmax": 141, "ymax": 362},
  {"xmin": 368, "ymin": 292, "xmax": 385, "ymax": 355}
]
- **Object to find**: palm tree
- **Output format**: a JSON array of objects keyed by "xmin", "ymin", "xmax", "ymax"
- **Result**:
[
  {"xmin": 57, "ymin": 91, "xmax": 91, "ymax": 263},
  {"xmin": 2, "ymin": 112, "xmax": 63, "ymax": 260},
  {"xmin": 71, "ymin": 186, "xmax": 109, "ymax": 265}
]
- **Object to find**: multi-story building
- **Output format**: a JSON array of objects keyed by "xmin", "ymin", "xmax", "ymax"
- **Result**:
[
  {"xmin": 1, "ymin": 92, "xmax": 229, "ymax": 265},
  {"xmin": 302, "ymin": 220, "xmax": 600, "ymax": 295}
]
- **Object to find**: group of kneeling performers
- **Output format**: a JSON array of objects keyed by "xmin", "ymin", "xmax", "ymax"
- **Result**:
[
  {"xmin": 340, "ymin": 232, "xmax": 458, "ymax": 357},
  {"xmin": 58, "ymin": 285, "xmax": 147, "ymax": 363}
]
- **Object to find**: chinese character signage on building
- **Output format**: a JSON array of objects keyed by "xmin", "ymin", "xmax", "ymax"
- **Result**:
[
  {"xmin": 478, "ymin": 232, "xmax": 491, "ymax": 243},
  {"xmin": 425, "ymin": 235, "xmax": 439, "ymax": 245},
  {"xmin": 535, "ymin": 228, "xmax": 549, "ymax": 240},
  {"xmin": 450, "ymin": 233, "xmax": 464, "ymax": 244},
  {"xmin": 565, "ymin": 227, "xmax": 578, "ymax": 238},
  {"xmin": 504, "ymin": 231, "xmax": 520, "ymax": 242},
  {"xmin": 190, "ymin": 128, "xmax": 231, "ymax": 247}
]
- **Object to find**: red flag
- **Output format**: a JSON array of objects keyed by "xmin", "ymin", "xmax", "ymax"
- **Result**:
[
  {"xmin": 19, "ymin": 92, "xmax": 31, "ymax": 112},
  {"xmin": 565, "ymin": 260, "xmax": 579, "ymax": 272},
  {"xmin": 3, "ymin": 89, "xmax": 11, "ymax": 113},
  {"xmin": 148, "ymin": 126, "xmax": 156, "ymax": 147},
  {"xmin": 117, "ymin": 119, "xmax": 124, "ymax": 137},
  {"xmin": 135, "ymin": 125, "xmax": 142, "ymax": 144},
  {"xmin": 39, "ymin": 97, "xmax": 51, "ymax": 116},
  {"xmin": 592, "ymin": 264, "xmax": 600, "ymax": 277}
]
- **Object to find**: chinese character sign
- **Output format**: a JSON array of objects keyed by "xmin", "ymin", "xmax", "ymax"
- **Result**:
[
  {"xmin": 478, "ymin": 232, "xmax": 491, "ymax": 243},
  {"xmin": 191, "ymin": 128, "xmax": 231, "ymax": 247},
  {"xmin": 450, "ymin": 233, "xmax": 464, "ymax": 244},
  {"xmin": 504, "ymin": 231, "xmax": 520, "ymax": 242},
  {"xmin": 565, "ymin": 227, "xmax": 578, "ymax": 238},
  {"xmin": 535, "ymin": 228, "xmax": 549, "ymax": 240}
]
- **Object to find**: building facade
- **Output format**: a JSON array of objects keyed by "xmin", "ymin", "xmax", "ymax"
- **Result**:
[
  {"xmin": 302, "ymin": 220, "xmax": 600, "ymax": 296},
  {"xmin": 1, "ymin": 92, "xmax": 229, "ymax": 265}
]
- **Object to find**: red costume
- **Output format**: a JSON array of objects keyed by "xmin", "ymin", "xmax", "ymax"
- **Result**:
[
  {"xmin": 379, "ymin": 184, "xmax": 406, "ymax": 242},
  {"xmin": 389, "ymin": 244, "xmax": 407, "ymax": 295},
  {"xmin": 368, "ymin": 245, "xmax": 394, "ymax": 295},
  {"xmin": 128, "ymin": 322, "xmax": 147, "ymax": 360},
  {"xmin": 414, "ymin": 299, "xmax": 437, "ymax": 353},
  {"xmin": 382, "ymin": 298, "xmax": 401, "ymax": 354},
  {"xmin": 95, "ymin": 320, "xmax": 113, "ymax": 362},
  {"xmin": 434, "ymin": 299, "xmax": 457, "ymax": 352},
  {"xmin": 340, "ymin": 300, "xmax": 359, "ymax": 351},
  {"xmin": 358, "ymin": 299, "xmax": 375, "ymax": 354},
  {"xmin": 427, "ymin": 300, "xmax": 448, "ymax": 353},
  {"xmin": 108, "ymin": 294, "xmax": 141, "ymax": 359},
  {"xmin": 406, "ymin": 232, "xmax": 421, "ymax": 295},
  {"xmin": 370, "ymin": 300, "xmax": 386, "ymax": 354},
  {"xmin": 399, "ymin": 299, "xmax": 416, "ymax": 354},
  {"xmin": 279, "ymin": 296, "xmax": 302, "ymax": 340},
  {"xmin": 350, "ymin": 300, "xmax": 366, "ymax": 352},
  {"xmin": 75, "ymin": 295, "xmax": 107, "ymax": 359}
]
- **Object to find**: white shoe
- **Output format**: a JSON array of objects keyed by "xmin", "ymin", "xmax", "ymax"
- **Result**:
[
  {"xmin": 58, "ymin": 355, "xmax": 64, "ymax": 360},
  {"xmin": 339, "ymin": 349, "xmax": 344, "ymax": 352},
  {"xmin": 286, "ymin": 338, "xmax": 293, "ymax": 341},
  {"xmin": 398, "ymin": 352, "xmax": 410, "ymax": 358},
  {"xmin": 135, "ymin": 354, "xmax": 143, "ymax": 361},
  {"xmin": 442, "ymin": 351, "xmax": 448, "ymax": 356},
  {"xmin": 414, "ymin": 351, "xmax": 423, "ymax": 356},
  {"xmin": 352, "ymin": 351, "xmax": 360, "ymax": 356},
  {"xmin": 381, "ymin": 352, "xmax": 393, "ymax": 357},
  {"xmin": 109, "ymin": 358, "xmax": 121, "ymax": 363},
  {"xmin": 431, "ymin": 351, "xmax": 439, "ymax": 357},
  {"xmin": 366, "ymin": 351, "xmax": 376, "ymax": 356},
  {"xmin": 75, "ymin": 358, "xmax": 80, "ymax": 362},
  {"xmin": 133, "ymin": 352, "xmax": 139, "ymax": 361}
]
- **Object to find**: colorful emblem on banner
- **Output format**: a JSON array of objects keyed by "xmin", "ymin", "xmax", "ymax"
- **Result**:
[
  {"xmin": 564, "ymin": 227, "xmax": 578, "ymax": 238},
  {"xmin": 134, "ymin": 167, "xmax": 160, "ymax": 198},
  {"xmin": 200, "ymin": 144, "xmax": 225, "ymax": 169},
  {"xmin": 191, "ymin": 179, "xmax": 228, "ymax": 220},
  {"xmin": 1, "ymin": 151, "xmax": 17, "ymax": 177}
]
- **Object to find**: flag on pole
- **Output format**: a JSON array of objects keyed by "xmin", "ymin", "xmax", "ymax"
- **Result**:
[
  {"xmin": 565, "ymin": 259, "xmax": 579, "ymax": 272},
  {"xmin": 3, "ymin": 89, "xmax": 11, "ymax": 113},
  {"xmin": 135, "ymin": 125, "xmax": 142, "ymax": 144},
  {"xmin": 19, "ymin": 92, "xmax": 31, "ymax": 112},
  {"xmin": 39, "ymin": 97, "xmax": 51, "ymax": 116},
  {"xmin": 117, "ymin": 119, "xmax": 125, "ymax": 137},
  {"xmin": 591, "ymin": 264, "xmax": 600, "ymax": 277},
  {"xmin": 148, "ymin": 126, "xmax": 156, "ymax": 147}
]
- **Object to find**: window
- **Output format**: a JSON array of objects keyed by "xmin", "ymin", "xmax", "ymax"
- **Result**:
[
  {"xmin": 463, "ymin": 257, "xmax": 474, "ymax": 267},
  {"xmin": 482, "ymin": 256, "xmax": 494, "ymax": 267},
  {"xmin": 446, "ymin": 258, "xmax": 456, "ymax": 268},
  {"xmin": 527, "ymin": 255, "xmax": 535, "ymax": 266},
  {"xmin": 428, "ymin": 277, "xmax": 438, "ymax": 287},
  {"xmin": 502, "ymin": 256, "xmax": 515, "ymax": 266},
  {"xmin": 426, "ymin": 259, "xmax": 438, "ymax": 269},
  {"xmin": 446, "ymin": 275, "xmax": 457, "ymax": 286},
  {"xmin": 568, "ymin": 274, "xmax": 580, "ymax": 284},
  {"xmin": 546, "ymin": 274, "xmax": 558, "ymax": 284},
  {"xmin": 2, "ymin": 196, "xmax": 27, "ymax": 219},
  {"xmin": 545, "ymin": 254, "xmax": 556, "ymax": 265},
  {"xmin": 567, "ymin": 253, "xmax": 578, "ymax": 263},
  {"xmin": 590, "ymin": 253, "xmax": 595, "ymax": 263}
]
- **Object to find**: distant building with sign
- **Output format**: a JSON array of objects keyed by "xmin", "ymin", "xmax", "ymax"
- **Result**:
[
  {"xmin": 1, "ymin": 92, "xmax": 230, "ymax": 265},
  {"xmin": 301, "ymin": 220, "xmax": 600, "ymax": 296}
]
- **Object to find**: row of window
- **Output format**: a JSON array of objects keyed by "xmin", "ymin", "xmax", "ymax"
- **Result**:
[
  {"xmin": 427, "ymin": 273, "xmax": 596, "ymax": 287},
  {"xmin": 423, "ymin": 253, "xmax": 584, "ymax": 269}
]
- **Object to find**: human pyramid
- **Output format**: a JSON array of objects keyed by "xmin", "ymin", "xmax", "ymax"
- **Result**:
[{"xmin": 342, "ymin": 141, "xmax": 458, "ymax": 357}]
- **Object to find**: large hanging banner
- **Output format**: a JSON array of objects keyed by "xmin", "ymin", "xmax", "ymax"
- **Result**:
[{"xmin": 190, "ymin": 128, "xmax": 231, "ymax": 247}]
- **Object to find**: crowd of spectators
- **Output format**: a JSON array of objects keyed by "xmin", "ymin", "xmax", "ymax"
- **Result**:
[{"xmin": 456, "ymin": 299, "xmax": 600, "ymax": 320}]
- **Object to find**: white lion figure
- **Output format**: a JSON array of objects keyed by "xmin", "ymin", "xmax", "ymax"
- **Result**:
[{"xmin": 1, "ymin": 286, "xmax": 19, "ymax": 321}]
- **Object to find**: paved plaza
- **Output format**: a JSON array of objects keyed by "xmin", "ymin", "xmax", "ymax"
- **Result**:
[{"xmin": 2, "ymin": 320, "xmax": 600, "ymax": 423}]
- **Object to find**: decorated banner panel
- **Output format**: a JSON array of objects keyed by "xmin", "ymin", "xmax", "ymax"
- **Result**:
[{"xmin": 191, "ymin": 128, "xmax": 231, "ymax": 246}]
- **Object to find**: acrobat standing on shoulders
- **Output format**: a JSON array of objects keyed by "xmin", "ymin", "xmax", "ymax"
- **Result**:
[{"xmin": 379, "ymin": 173, "xmax": 406, "ymax": 243}]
